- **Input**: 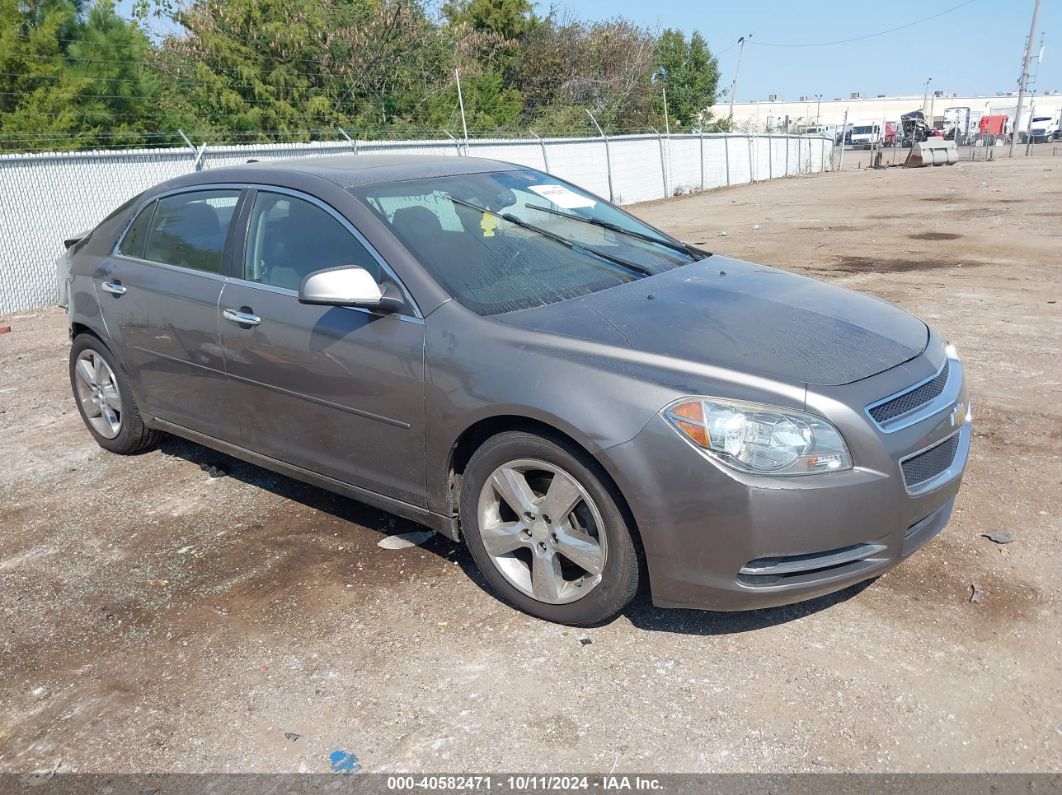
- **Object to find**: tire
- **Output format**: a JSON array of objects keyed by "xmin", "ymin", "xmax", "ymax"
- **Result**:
[
  {"xmin": 460, "ymin": 431, "xmax": 640, "ymax": 625},
  {"xmin": 69, "ymin": 333, "xmax": 161, "ymax": 454}
]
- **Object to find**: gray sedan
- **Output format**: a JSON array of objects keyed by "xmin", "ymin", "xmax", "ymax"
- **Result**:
[{"xmin": 64, "ymin": 156, "xmax": 971, "ymax": 625}]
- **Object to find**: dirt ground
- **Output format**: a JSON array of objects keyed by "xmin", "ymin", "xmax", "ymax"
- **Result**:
[{"xmin": 1, "ymin": 152, "xmax": 1060, "ymax": 775}]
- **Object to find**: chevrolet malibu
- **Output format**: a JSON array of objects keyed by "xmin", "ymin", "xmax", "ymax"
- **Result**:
[{"xmin": 64, "ymin": 156, "xmax": 971, "ymax": 625}]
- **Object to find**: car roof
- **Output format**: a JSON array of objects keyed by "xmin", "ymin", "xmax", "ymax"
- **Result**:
[{"xmin": 228, "ymin": 154, "xmax": 522, "ymax": 189}]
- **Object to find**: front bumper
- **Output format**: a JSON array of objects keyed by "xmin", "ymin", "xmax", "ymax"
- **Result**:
[{"xmin": 599, "ymin": 347, "xmax": 971, "ymax": 611}]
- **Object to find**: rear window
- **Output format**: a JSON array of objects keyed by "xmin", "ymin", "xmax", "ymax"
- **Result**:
[{"xmin": 142, "ymin": 190, "xmax": 241, "ymax": 273}]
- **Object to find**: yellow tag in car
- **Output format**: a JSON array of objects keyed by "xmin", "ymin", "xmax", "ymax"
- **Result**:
[{"xmin": 480, "ymin": 212, "xmax": 497, "ymax": 237}]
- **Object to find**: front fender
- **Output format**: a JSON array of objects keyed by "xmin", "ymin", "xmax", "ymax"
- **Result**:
[{"xmin": 421, "ymin": 301, "xmax": 805, "ymax": 517}]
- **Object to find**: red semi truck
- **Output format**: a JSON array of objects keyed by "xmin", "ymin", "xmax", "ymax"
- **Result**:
[{"xmin": 979, "ymin": 114, "xmax": 1008, "ymax": 138}]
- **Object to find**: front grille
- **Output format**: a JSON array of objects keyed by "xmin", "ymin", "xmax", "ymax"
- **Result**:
[
  {"xmin": 901, "ymin": 434, "xmax": 960, "ymax": 489},
  {"xmin": 869, "ymin": 360, "xmax": 950, "ymax": 424}
]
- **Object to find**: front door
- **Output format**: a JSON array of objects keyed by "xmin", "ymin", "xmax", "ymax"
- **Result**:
[
  {"xmin": 96, "ymin": 188, "xmax": 242, "ymax": 437},
  {"xmin": 218, "ymin": 189, "xmax": 427, "ymax": 507}
]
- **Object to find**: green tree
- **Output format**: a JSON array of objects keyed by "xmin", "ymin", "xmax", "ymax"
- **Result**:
[
  {"xmin": 161, "ymin": 0, "xmax": 456, "ymax": 139},
  {"xmin": 0, "ymin": 0, "xmax": 725, "ymax": 151},
  {"xmin": 653, "ymin": 28, "xmax": 719, "ymax": 130},
  {"xmin": 513, "ymin": 16, "xmax": 660, "ymax": 135},
  {"xmin": 425, "ymin": 68, "xmax": 522, "ymax": 133},
  {"xmin": 1, "ymin": 0, "xmax": 175, "ymax": 151},
  {"xmin": 443, "ymin": 0, "xmax": 538, "ymax": 40}
]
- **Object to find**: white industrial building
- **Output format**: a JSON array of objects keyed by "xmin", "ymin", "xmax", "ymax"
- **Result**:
[{"xmin": 708, "ymin": 91, "xmax": 1062, "ymax": 135}]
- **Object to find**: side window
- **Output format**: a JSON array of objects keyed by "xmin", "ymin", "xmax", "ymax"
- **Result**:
[
  {"xmin": 244, "ymin": 192, "xmax": 379, "ymax": 291},
  {"xmin": 143, "ymin": 190, "xmax": 241, "ymax": 273},
  {"xmin": 118, "ymin": 201, "xmax": 156, "ymax": 259}
]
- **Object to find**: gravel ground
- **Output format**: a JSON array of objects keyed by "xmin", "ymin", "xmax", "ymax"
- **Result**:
[{"xmin": 1, "ymin": 152, "xmax": 1060, "ymax": 775}]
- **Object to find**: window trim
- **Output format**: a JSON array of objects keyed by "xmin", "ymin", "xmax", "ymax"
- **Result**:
[
  {"xmin": 112, "ymin": 182, "xmax": 422, "ymax": 320},
  {"xmin": 231, "ymin": 185, "xmax": 422, "ymax": 320},
  {"xmin": 112, "ymin": 184, "xmax": 247, "ymax": 277}
]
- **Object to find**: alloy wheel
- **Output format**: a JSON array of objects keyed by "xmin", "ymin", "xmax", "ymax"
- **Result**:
[
  {"xmin": 476, "ymin": 458, "xmax": 607, "ymax": 604},
  {"xmin": 73, "ymin": 349, "xmax": 122, "ymax": 439}
]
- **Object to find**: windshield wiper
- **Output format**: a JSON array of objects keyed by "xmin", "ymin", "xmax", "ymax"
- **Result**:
[
  {"xmin": 446, "ymin": 196, "xmax": 653, "ymax": 278},
  {"xmin": 525, "ymin": 204, "xmax": 703, "ymax": 260}
]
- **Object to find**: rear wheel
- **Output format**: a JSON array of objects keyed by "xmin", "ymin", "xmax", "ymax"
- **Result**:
[
  {"xmin": 460, "ymin": 431, "xmax": 639, "ymax": 625},
  {"xmin": 70, "ymin": 334, "xmax": 160, "ymax": 454}
]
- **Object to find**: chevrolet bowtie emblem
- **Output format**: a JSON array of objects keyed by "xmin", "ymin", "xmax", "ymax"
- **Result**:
[{"xmin": 950, "ymin": 401, "xmax": 968, "ymax": 428}]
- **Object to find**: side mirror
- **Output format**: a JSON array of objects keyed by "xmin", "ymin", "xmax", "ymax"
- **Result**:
[{"xmin": 298, "ymin": 266, "xmax": 403, "ymax": 312}]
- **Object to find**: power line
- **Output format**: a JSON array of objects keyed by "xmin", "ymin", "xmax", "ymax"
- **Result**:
[
  {"xmin": 0, "ymin": 89, "xmax": 378, "ymax": 112},
  {"xmin": 0, "ymin": 70, "xmax": 346, "ymax": 96},
  {"xmin": 750, "ymin": 0, "xmax": 977, "ymax": 48},
  {"xmin": 714, "ymin": 39, "xmax": 742, "ymax": 56},
  {"xmin": 12, "ymin": 51, "xmax": 383, "ymax": 84}
]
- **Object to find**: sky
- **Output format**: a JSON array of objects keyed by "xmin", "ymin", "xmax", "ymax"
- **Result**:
[{"xmin": 557, "ymin": 0, "xmax": 1060, "ymax": 102}]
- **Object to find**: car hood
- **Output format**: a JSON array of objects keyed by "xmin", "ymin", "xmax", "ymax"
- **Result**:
[{"xmin": 496, "ymin": 255, "xmax": 928, "ymax": 386}]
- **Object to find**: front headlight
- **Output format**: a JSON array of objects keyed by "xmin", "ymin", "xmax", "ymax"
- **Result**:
[{"xmin": 662, "ymin": 397, "xmax": 852, "ymax": 475}]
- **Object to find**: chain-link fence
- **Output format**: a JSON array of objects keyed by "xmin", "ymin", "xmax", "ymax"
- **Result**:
[{"xmin": 0, "ymin": 132, "xmax": 833, "ymax": 315}]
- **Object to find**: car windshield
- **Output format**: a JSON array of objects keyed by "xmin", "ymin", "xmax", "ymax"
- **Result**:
[
  {"xmin": 853, "ymin": 126, "xmax": 875, "ymax": 134},
  {"xmin": 351, "ymin": 169, "xmax": 699, "ymax": 315}
]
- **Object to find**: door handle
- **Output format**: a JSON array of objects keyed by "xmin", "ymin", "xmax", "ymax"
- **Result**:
[
  {"xmin": 223, "ymin": 308, "xmax": 261, "ymax": 326},
  {"xmin": 101, "ymin": 280, "xmax": 127, "ymax": 295}
]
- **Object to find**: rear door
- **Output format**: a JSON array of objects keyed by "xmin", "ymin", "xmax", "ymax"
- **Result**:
[
  {"xmin": 98, "ymin": 187, "xmax": 243, "ymax": 437},
  {"xmin": 217, "ymin": 188, "xmax": 427, "ymax": 507}
]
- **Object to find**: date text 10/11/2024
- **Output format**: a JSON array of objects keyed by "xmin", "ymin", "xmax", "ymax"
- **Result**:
[{"xmin": 385, "ymin": 775, "xmax": 665, "ymax": 791}]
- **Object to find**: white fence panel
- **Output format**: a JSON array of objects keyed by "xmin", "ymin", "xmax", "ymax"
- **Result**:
[
  {"xmin": 727, "ymin": 136, "xmax": 752, "ymax": 185},
  {"xmin": 770, "ymin": 137, "xmax": 786, "ymax": 178},
  {"xmin": 608, "ymin": 135, "xmax": 664, "ymax": 204},
  {"xmin": 539, "ymin": 138, "xmax": 611, "ymax": 200},
  {"xmin": 666, "ymin": 137, "xmax": 700, "ymax": 195},
  {"xmin": 465, "ymin": 140, "xmax": 547, "ymax": 172},
  {"xmin": 0, "ymin": 133, "xmax": 831, "ymax": 314},
  {"xmin": 701, "ymin": 137, "xmax": 729, "ymax": 188}
]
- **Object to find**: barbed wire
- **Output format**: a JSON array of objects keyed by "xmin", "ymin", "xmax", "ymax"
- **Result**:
[
  {"xmin": 0, "ymin": 126, "xmax": 672, "ymax": 141},
  {"xmin": 0, "ymin": 125, "xmax": 742, "ymax": 157}
]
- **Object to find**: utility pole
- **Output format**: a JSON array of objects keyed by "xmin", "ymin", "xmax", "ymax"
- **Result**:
[
  {"xmin": 1025, "ymin": 32, "xmax": 1046, "ymax": 156},
  {"xmin": 727, "ymin": 35, "xmax": 751, "ymax": 125},
  {"xmin": 662, "ymin": 84, "xmax": 671, "ymax": 136},
  {"xmin": 837, "ymin": 108, "xmax": 849, "ymax": 172},
  {"xmin": 1010, "ymin": 0, "xmax": 1041, "ymax": 157},
  {"xmin": 661, "ymin": 85, "xmax": 673, "ymax": 195},
  {"xmin": 455, "ymin": 68, "xmax": 469, "ymax": 156},
  {"xmin": 1025, "ymin": 97, "xmax": 1037, "ymax": 156},
  {"xmin": 815, "ymin": 94, "xmax": 822, "ymax": 125},
  {"xmin": 922, "ymin": 77, "xmax": 932, "ymax": 113}
]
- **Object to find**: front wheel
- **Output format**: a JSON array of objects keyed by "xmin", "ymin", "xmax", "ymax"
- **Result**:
[{"xmin": 460, "ymin": 431, "xmax": 640, "ymax": 625}]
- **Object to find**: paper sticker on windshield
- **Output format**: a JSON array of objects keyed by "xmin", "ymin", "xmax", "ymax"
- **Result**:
[{"xmin": 528, "ymin": 184, "xmax": 596, "ymax": 209}]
